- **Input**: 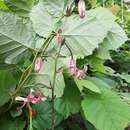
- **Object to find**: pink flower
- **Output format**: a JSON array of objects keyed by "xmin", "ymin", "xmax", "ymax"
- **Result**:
[
  {"xmin": 34, "ymin": 57, "xmax": 43, "ymax": 73},
  {"xmin": 69, "ymin": 58, "xmax": 77, "ymax": 75},
  {"xmin": 76, "ymin": 65, "xmax": 88, "ymax": 79},
  {"xmin": 15, "ymin": 89, "xmax": 47, "ymax": 106},
  {"xmin": 78, "ymin": 0, "xmax": 86, "ymax": 18},
  {"xmin": 69, "ymin": 58, "xmax": 88, "ymax": 80},
  {"xmin": 83, "ymin": 65, "xmax": 88, "ymax": 73}
]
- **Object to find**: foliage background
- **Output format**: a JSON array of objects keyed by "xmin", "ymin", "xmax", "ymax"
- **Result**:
[{"xmin": 0, "ymin": 0, "xmax": 130, "ymax": 130}]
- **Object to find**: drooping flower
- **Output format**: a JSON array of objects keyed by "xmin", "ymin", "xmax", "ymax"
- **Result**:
[
  {"xmin": 69, "ymin": 58, "xmax": 88, "ymax": 80},
  {"xmin": 69, "ymin": 58, "xmax": 77, "ymax": 75},
  {"xmin": 76, "ymin": 65, "xmax": 88, "ymax": 80},
  {"xmin": 78, "ymin": 0, "xmax": 86, "ymax": 18},
  {"xmin": 15, "ymin": 89, "xmax": 47, "ymax": 107},
  {"xmin": 34, "ymin": 57, "xmax": 43, "ymax": 73}
]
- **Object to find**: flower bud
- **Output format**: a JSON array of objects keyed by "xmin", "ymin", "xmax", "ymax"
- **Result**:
[
  {"xmin": 83, "ymin": 64, "xmax": 88, "ymax": 73},
  {"xmin": 64, "ymin": 7, "xmax": 71, "ymax": 16},
  {"xmin": 34, "ymin": 57, "xmax": 43, "ymax": 73},
  {"xmin": 78, "ymin": 0, "xmax": 86, "ymax": 18},
  {"xmin": 57, "ymin": 29, "xmax": 65, "ymax": 45}
]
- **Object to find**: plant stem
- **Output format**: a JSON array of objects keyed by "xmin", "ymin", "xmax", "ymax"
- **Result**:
[
  {"xmin": 64, "ymin": 42, "xmax": 73, "ymax": 59},
  {"xmin": 13, "ymin": 33, "xmax": 55, "ymax": 96},
  {"xmin": 51, "ymin": 45, "xmax": 62, "ymax": 130},
  {"xmin": 28, "ymin": 104, "xmax": 33, "ymax": 130},
  {"xmin": 41, "ymin": 33, "xmax": 55, "ymax": 55}
]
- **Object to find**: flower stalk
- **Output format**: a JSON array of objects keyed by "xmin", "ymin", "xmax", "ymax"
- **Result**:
[{"xmin": 51, "ymin": 44, "xmax": 62, "ymax": 130}]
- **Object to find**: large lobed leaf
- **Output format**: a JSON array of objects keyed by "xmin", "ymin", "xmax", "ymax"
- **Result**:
[
  {"xmin": 31, "ymin": 5, "xmax": 117, "ymax": 58},
  {"xmin": 97, "ymin": 22, "xmax": 128, "ymax": 59},
  {"xmin": 0, "ymin": 11, "xmax": 36, "ymax": 64},
  {"xmin": 55, "ymin": 79, "xmax": 81, "ymax": 118},
  {"xmin": 82, "ymin": 77, "xmax": 130, "ymax": 130},
  {"xmin": 30, "ymin": 0, "xmax": 55, "ymax": 37}
]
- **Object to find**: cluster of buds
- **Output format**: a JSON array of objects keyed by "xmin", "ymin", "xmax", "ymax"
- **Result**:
[
  {"xmin": 15, "ymin": 89, "xmax": 47, "ymax": 107},
  {"xmin": 78, "ymin": 0, "xmax": 86, "ymax": 18},
  {"xmin": 34, "ymin": 57, "xmax": 43, "ymax": 73},
  {"xmin": 69, "ymin": 58, "xmax": 88, "ymax": 80}
]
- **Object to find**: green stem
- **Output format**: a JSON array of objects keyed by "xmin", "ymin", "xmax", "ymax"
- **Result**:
[
  {"xmin": 28, "ymin": 104, "xmax": 33, "ymax": 130},
  {"xmin": 13, "ymin": 33, "xmax": 55, "ymax": 96},
  {"xmin": 13, "ymin": 51, "xmax": 38, "ymax": 96},
  {"xmin": 51, "ymin": 45, "xmax": 62, "ymax": 130},
  {"xmin": 41, "ymin": 34, "xmax": 55, "ymax": 55},
  {"xmin": 64, "ymin": 42, "xmax": 73, "ymax": 59}
]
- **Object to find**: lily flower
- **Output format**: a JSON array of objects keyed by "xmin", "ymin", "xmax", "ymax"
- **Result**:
[
  {"xmin": 69, "ymin": 58, "xmax": 88, "ymax": 80},
  {"xmin": 15, "ymin": 89, "xmax": 47, "ymax": 107},
  {"xmin": 76, "ymin": 65, "xmax": 88, "ymax": 80},
  {"xmin": 34, "ymin": 57, "xmax": 43, "ymax": 73}
]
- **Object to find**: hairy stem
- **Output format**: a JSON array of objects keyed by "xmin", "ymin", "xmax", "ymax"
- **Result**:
[{"xmin": 51, "ymin": 45, "xmax": 62, "ymax": 130}]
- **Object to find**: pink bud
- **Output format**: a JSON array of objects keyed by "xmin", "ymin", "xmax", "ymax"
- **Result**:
[
  {"xmin": 78, "ymin": 0, "xmax": 86, "ymax": 18},
  {"xmin": 83, "ymin": 64, "xmax": 88, "ymax": 73},
  {"xmin": 69, "ymin": 59, "xmax": 77, "ymax": 75},
  {"xmin": 34, "ymin": 57, "xmax": 43, "ymax": 73}
]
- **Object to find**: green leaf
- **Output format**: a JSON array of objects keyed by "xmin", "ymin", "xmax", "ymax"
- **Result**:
[
  {"xmin": 85, "ymin": 121, "xmax": 97, "ymax": 130},
  {"xmin": 55, "ymin": 127, "xmax": 64, "ymax": 130},
  {"xmin": 0, "ymin": 11, "xmax": 36, "ymax": 64},
  {"xmin": 96, "ymin": 22, "xmax": 128, "ymax": 59},
  {"xmin": 74, "ymin": 78, "xmax": 101, "ymax": 93},
  {"xmin": 118, "ymin": 73, "xmax": 130, "ymax": 83},
  {"xmin": 82, "ymin": 77, "xmax": 130, "ymax": 130},
  {"xmin": 95, "ymin": 47, "xmax": 112, "ymax": 60},
  {"xmin": 110, "ymin": 73, "xmax": 130, "ymax": 84},
  {"xmin": 0, "ymin": 114, "xmax": 25, "ymax": 130},
  {"xmin": 32, "ymin": 101, "xmax": 63, "ymax": 130},
  {"xmin": 60, "ymin": 8, "xmax": 115, "ymax": 58},
  {"xmin": 31, "ymin": 7, "xmax": 116, "ymax": 57},
  {"xmin": 55, "ymin": 79, "xmax": 81, "ymax": 118},
  {"xmin": 4, "ymin": 0, "xmax": 34, "ymax": 17},
  {"xmin": 87, "ymin": 56, "xmax": 106, "ymax": 73},
  {"xmin": 30, "ymin": 0, "xmax": 55, "ymax": 37},
  {"xmin": 42, "ymin": 0, "xmax": 64, "ymax": 18},
  {"xmin": 102, "ymin": 23, "xmax": 128, "ymax": 50},
  {"xmin": 0, "ymin": 0, "xmax": 9, "ymax": 10},
  {"xmin": 33, "ymin": 58, "xmax": 65, "ymax": 98},
  {"xmin": 0, "ymin": 70, "xmax": 16, "ymax": 107}
]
